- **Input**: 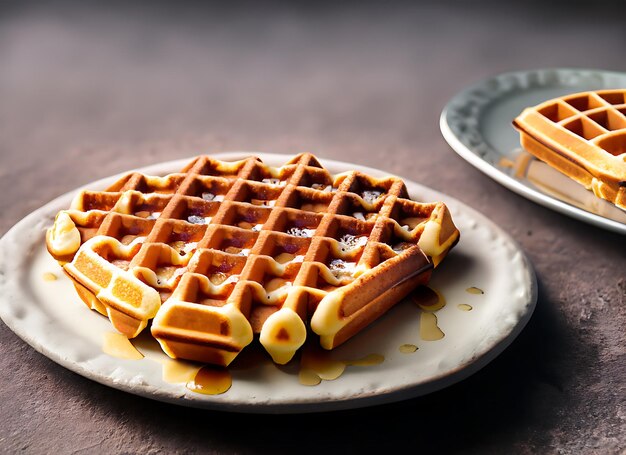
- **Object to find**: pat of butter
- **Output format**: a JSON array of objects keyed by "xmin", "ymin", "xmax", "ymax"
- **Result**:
[{"xmin": 47, "ymin": 211, "xmax": 81, "ymax": 256}]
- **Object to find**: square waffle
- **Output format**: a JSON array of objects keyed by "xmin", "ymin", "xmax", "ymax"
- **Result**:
[
  {"xmin": 513, "ymin": 89, "xmax": 626, "ymax": 210},
  {"xmin": 46, "ymin": 153, "xmax": 460, "ymax": 366}
]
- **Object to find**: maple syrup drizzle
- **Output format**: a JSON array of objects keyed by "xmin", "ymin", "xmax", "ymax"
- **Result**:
[
  {"xmin": 457, "ymin": 304, "xmax": 473, "ymax": 312},
  {"xmin": 466, "ymin": 286, "xmax": 484, "ymax": 295},
  {"xmin": 399, "ymin": 344, "xmax": 418, "ymax": 353},
  {"xmin": 126, "ymin": 332, "xmax": 203, "ymax": 385},
  {"xmin": 161, "ymin": 358, "xmax": 201, "ymax": 383},
  {"xmin": 42, "ymin": 272, "xmax": 57, "ymax": 281},
  {"xmin": 102, "ymin": 332, "xmax": 144, "ymax": 360},
  {"xmin": 187, "ymin": 366, "xmax": 232, "ymax": 395}
]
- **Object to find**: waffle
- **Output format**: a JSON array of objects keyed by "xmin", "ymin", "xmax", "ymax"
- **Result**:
[
  {"xmin": 46, "ymin": 153, "xmax": 460, "ymax": 366},
  {"xmin": 513, "ymin": 89, "xmax": 626, "ymax": 210}
]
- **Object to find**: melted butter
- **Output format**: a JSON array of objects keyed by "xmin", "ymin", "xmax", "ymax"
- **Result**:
[
  {"xmin": 209, "ymin": 272, "xmax": 228, "ymax": 285},
  {"xmin": 102, "ymin": 332, "xmax": 144, "ymax": 360},
  {"xmin": 411, "ymin": 285, "xmax": 446, "ymax": 312},
  {"xmin": 420, "ymin": 313, "xmax": 445, "ymax": 341},
  {"xmin": 458, "ymin": 304, "xmax": 473, "ymax": 312},
  {"xmin": 399, "ymin": 344, "xmax": 418, "ymax": 353},
  {"xmin": 186, "ymin": 365, "xmax": 232, "ymax": 395},
  {"xmin": 265, "ymin": 277, "xmax": 290, "ymax": 293},
  {"xmin": 42, "ymin": 272, "xmax": 57, "ymax": 281},
  {"xmin": 466, "ymin": 286, "xmax": 484, "ymax": 295},
  {"xmin": 399, "ymin": 217, "xmax": 424, "ymax": 230}
]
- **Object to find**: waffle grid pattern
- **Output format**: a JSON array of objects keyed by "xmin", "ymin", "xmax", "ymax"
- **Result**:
[
  {"xmin": 513, "ymin": 89, "xmax": 626, "ymax": 209},
  {"xmin": 48, "ymin": 153, "xmax": 458, "ymax": 365},
  {"xmin": 535, "ymin": 90, "xmax": 626, "ymax": 154}
]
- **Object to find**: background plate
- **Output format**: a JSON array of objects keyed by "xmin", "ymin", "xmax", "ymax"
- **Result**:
[
  {"xmin": 440, "ymin": 68, "xmax": 626, "ymax": 234},
  {"xmin": 0, "ymin": 153, "xmax": 537, "ymax": 413}
]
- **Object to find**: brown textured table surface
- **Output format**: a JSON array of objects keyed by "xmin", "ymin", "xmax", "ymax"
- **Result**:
[{"xmin": 1, "ymin": 2, "xmax": 624, "ymax": 454}]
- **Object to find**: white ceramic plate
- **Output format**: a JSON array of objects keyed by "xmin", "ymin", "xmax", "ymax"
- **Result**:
[
  {"xmin": 440, "ymin": 68, "xmax": 626, "ymax": 235},
  {"xmin": 0, "ymin": 153, "xmax": 536, "ymax": 413}
]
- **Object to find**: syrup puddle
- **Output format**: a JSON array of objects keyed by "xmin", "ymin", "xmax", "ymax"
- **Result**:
[
  {"xmin": 42, "ymin": 272, "xmax": 57, "ymax": 281},
  {"xmin": 186, "ymin": 366, "xmax": 232, "ymax": 395},
  {"xmin": 161, "ymin": 358, "xmax": 201, "ymax": 383},
  {"xmin": 419, "ymin": 313, "xmax": 445, "ymax": 341},
  {"xmin": 466, "ymin": 286, "xmax": 484, "ymax": 295},
  {"xmin": 457, "ymin": 304, "xmax": 473, "ymax": 312},
  {"xmin": 411, "ymin": 285, "xmax": 446, "ymax": 312},
  {"xmin": 344, "ymin": 353, "xmax": 384, "ymax": 366},
  {"xmin": 298, "ymin": 342, "xmax": 384, "ymax": 386},
  {"xmin": 399, "ymin": 344, "xmax": 418, "ymax": 353},
  {"xmin": 127, "ymin": 333, "xmax": 230, "ymax": 395},
  {"xmin": 102, "ymin": 332, "xmax": 144, "ymax": 360},
  {"xmin": 410, "ymin": 285, "xmax": 446, "ymax": 341},
  {"xmin": 98, "ymin": 283, "xmax": 461, "ymax": 394}
]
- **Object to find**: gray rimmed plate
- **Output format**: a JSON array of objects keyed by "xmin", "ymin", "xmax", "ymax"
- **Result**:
[{"xmin": 440, "ymin": 68, "xmax": 626, "ymax": 234}]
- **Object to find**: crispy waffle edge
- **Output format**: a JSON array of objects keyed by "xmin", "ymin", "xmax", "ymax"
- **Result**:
[{"xmin": 46, "ymin": 153, "xmax": 460, "ymax": 366}]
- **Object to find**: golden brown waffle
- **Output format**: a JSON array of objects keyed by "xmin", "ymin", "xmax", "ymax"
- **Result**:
[
  {"xmin": 513, "ymin": 89, "xmax": 626, "ymax": 210},
  {"xmin": 46, "ymin": 153, "xmax": 460, "ymax": 366}
]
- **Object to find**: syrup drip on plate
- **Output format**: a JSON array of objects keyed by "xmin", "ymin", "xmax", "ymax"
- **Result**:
[
  {"xmin": 128, "ymin": 332, "xmax": 231, "ymax": 395},
  {"xmin": 97, "ymin": 281, "xmax": 461, "ymax": 395},
  {"xmin": 161, "ymin": 358, "xmax": 201, "ymax": 383},
  {"xmin": 411, "ymin": 285, "xmax": 446, "ymax": 341},
  {"xmin": 42, "ymin": 272, "xmax": 57, "ymax": 281},
  {"xmin": 344, "ymin": 353, "xmax": 384, "ymax": 366},
  {"xmin": 399, "ymin": 344, "xmax": 418, "ymax": 353},
  {"xmin": 466, "ymin": 286, "xmax": 484, "ymax": 295},
  {"xmin": 102, "ymin": 332, "xmax": 144, "ymax": 360},
  {"xmin": 419, "ymin": 313, "xmax": 445, "ymax": 341},
  {"xmin": 186, "ymin": 366, "xmax": 232, "ymax": 395},
  {"xmin": 298, "ymin": 342, "xmax": 384, "ymax": 386},
  {"xmin": 411, "ymin": 285, "xmax": 446, "ymax": 312},
  {"xmin": 457, "ymin": 304, "xmax": 473, "ymax": 311}
]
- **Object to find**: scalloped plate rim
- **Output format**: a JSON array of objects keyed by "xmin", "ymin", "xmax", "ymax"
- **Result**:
[
  {"xmin": 0, "ymin": 152, "xmax": 537, "ymax": 413},
  {"xmin": 440, "ymin": 67, "xmax": 626, "ymax": 235}
]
